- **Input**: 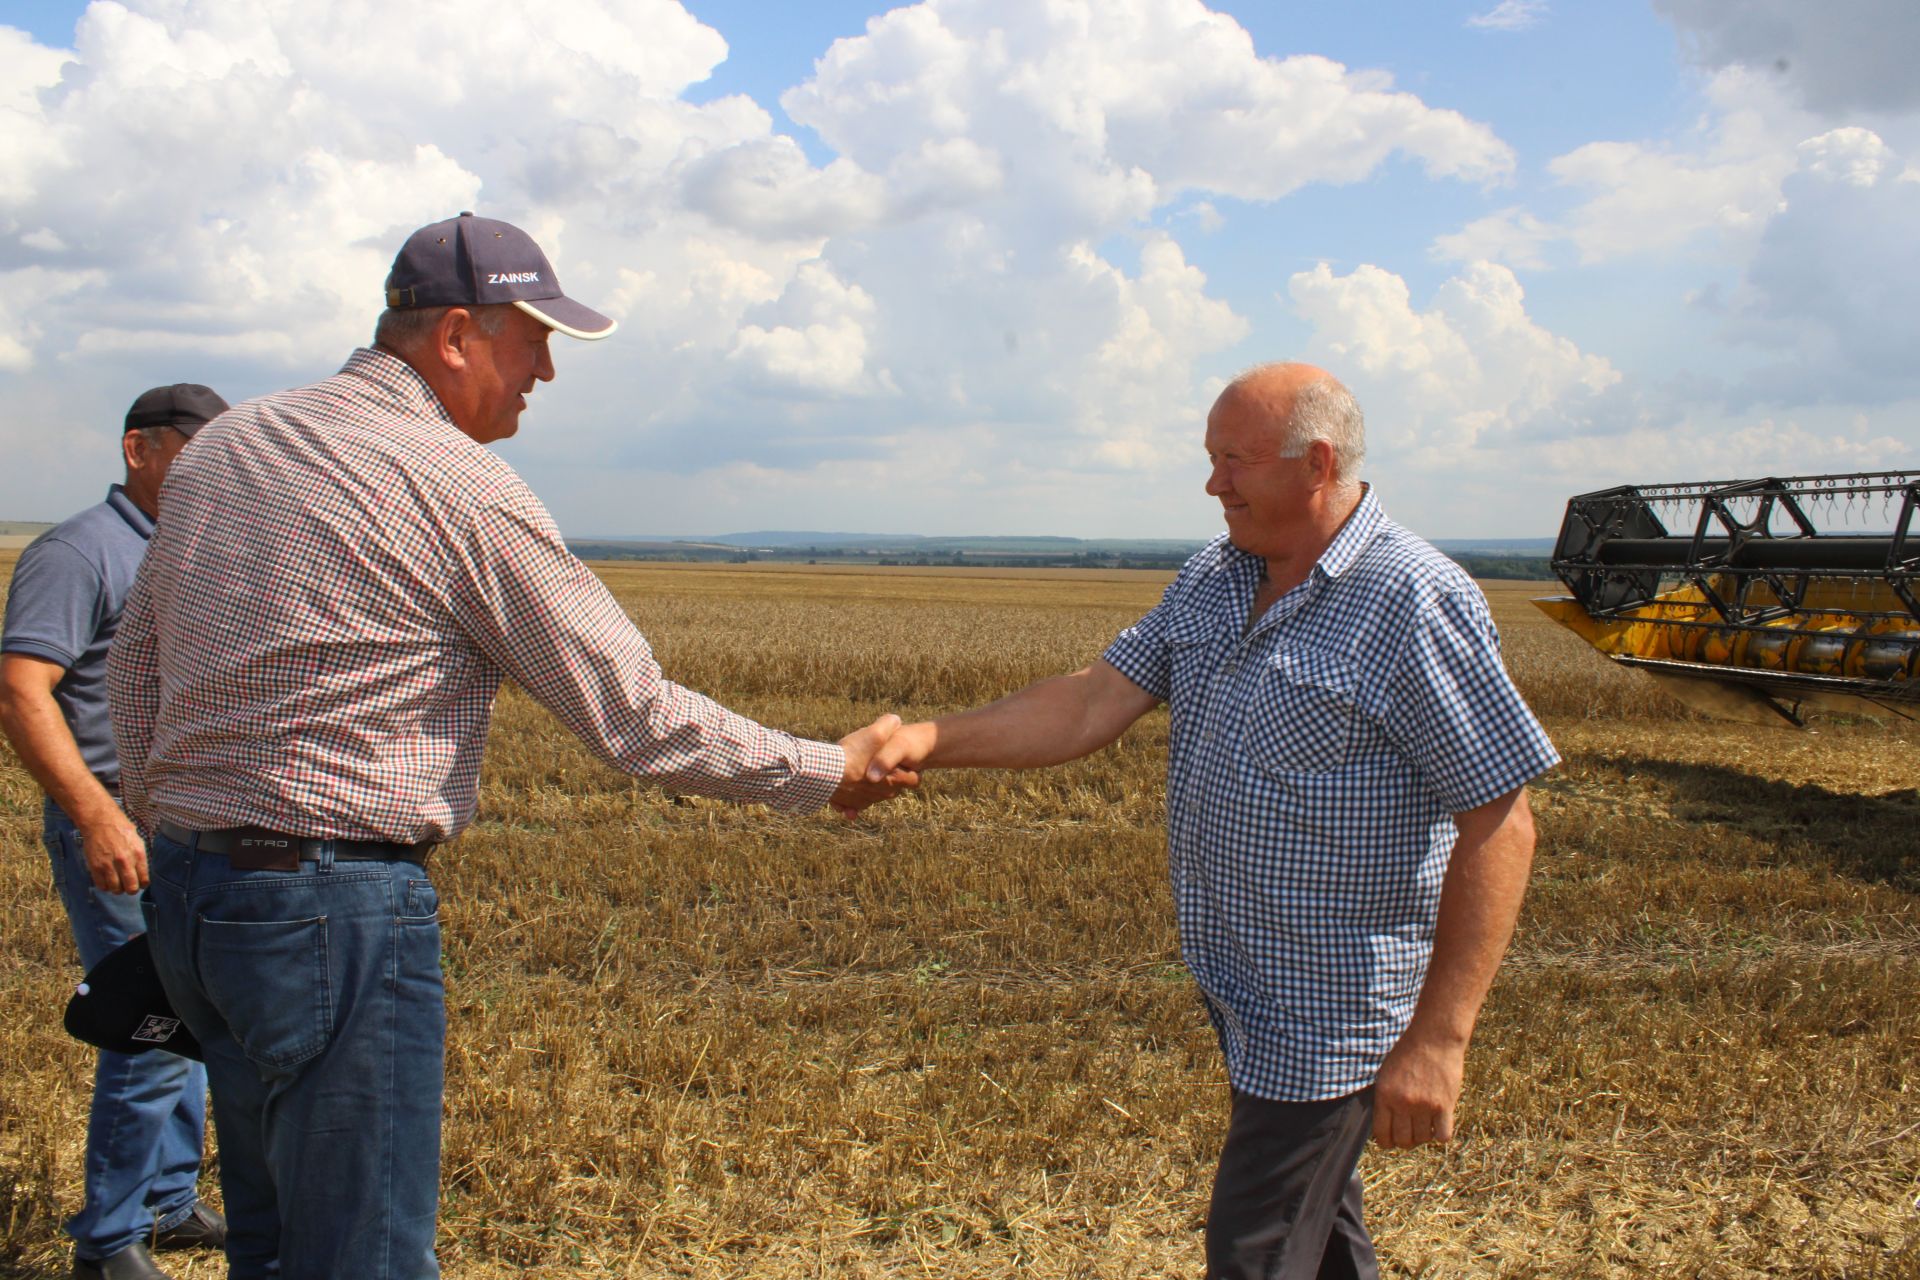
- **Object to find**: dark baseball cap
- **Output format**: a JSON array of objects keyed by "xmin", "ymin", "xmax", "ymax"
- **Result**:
[
  {"xmin": 124, "ymin": 383, "xmax": 229, "ymax": 437},
  {"xmin": 63, "ymin": 933, "xmax": 203, "ymax": 1061},
  {"xmin": 384, "ymin": 211, "xmax": 617, "ymax": 341}
]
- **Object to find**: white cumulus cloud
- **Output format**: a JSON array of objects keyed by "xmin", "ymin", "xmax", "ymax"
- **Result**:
[
  {"xmin": 1288, "ymin": 259, "xmax": 1622, "ymax": 462},
  {"xmin": 1718, "ymin": 129, "xmax": 1920, "ymax": 404},
  {"xmin": 781, "ymin": 0, "xmax": 1514, "ymax": 227},
  {"xmin": 728, "ymin": 261, "xmax": 893, "ymax": 396},
  {"xmin": 1546, "ymin": 69, "xmax": 1801, "ymax": 263},
  {"xmin": 0, "ymin": 267, "xmax": 104, "ymax": 372},
  {"xmin": 1284, "ymin": 258, "xmax": 1643, "ymax": 533},
  {"xmin": 0, "ymin": 0, "xmax": 1519, "ymax": 537},
  {"xmin": 1795, "ymin": 126, "xmax": 1894, "ymax": 186},
  {"xmin": 1427, "ymin": 66, "xmax": 1834, "ymax": 271},
  {"xmin": 1430, "ymin": 206, "xmax": 1555, "ymax": 269},
  {"xmin": 1284, "ymin": 252, "xmax": 1920, "ymax": 537}
]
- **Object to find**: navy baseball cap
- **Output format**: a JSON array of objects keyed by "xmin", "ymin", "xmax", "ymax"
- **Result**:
[
  {"xmin": 124, "ymin": 383, "xmax": 229, "ymax": 437},
  {"xmin": 384, "ymin": 211, "xmax": 617, "ymax": 341},
  {"xmin": 63, "ymin": 934, "xmax": 203, "ymax": 1061}
]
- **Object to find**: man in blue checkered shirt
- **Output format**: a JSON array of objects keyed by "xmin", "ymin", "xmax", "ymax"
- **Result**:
[{"xmin": 868, "ymin": 363, "xmax": 1559, "ymax": 1278}]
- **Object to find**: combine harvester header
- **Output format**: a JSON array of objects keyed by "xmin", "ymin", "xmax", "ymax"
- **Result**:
[{"xmin": 1536, "ymin": 471, "xmax": 1920, "ymax": 726}]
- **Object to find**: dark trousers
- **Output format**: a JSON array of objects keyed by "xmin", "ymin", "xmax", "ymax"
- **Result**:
[{"xmin": 1206, "ymin": 1087, "xmax": 1379, "ymax": 1280}]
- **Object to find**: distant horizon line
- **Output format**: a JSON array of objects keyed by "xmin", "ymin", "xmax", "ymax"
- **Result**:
[
  {"xmin": 0, "ymin": 519, "xmax": 1556, "ymax": 548},
  {"xmin": 572, "ymin": 530, "xmax": 1557, "ymax": 547}
]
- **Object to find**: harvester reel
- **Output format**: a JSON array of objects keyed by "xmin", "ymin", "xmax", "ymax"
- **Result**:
[{"xmin": 1537, "ymin": 471, "xmax": 1920, "ymax": 726}]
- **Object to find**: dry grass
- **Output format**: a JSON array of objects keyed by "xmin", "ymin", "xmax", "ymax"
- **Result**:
[{"xmin": 1, "ymin": 561, "xmax": 1915, "ymax": 1278}]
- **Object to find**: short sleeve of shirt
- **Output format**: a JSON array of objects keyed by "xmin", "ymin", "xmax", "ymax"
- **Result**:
[
  {"xmin": 1103, "ymin": 597, "xmax": 1177, "ymax": 702},
  {"xmin": 1380, "ymin": 587, "xmax": 1560, "ymax": 813},
  {"xmin": 2, "ymin": 539, "xmax": 103, "ymax": 670}
]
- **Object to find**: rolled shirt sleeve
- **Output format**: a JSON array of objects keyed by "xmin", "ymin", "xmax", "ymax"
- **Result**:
[{"xmin": 448, "ymin": 481, "xmax": 845, "ymax": 814}]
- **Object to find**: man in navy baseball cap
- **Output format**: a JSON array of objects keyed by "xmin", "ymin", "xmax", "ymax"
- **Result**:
[
  {"xmin": 383, "ymin": 211, "xmax": 615, "ymax": 340},
  {"xmin": 2, "ymin": 378, "xmax": 231, "ymax": 1278},
  {"xmin": 124, "ymin": 383, "xmax": 230, "ymax": 438},
  {"xmin": 370, "ymin": 211, "xmax": 617, "ymax": 444},
  {"xmin": 110, "ymin": 205, "xmax": 908, "ymax": 1278}
]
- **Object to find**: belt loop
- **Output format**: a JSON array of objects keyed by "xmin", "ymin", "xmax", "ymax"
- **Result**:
[{"xmin": 314, "ymin": 840, "xmax": 336, "ymax": 874}]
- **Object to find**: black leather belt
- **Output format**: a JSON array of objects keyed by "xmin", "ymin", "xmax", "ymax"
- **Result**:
[{"xmin": 156, "ymin": 819, "xmax": 435, "ymax": 870}]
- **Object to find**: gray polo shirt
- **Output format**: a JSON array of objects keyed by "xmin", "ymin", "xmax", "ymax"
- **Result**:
[{"xmin": 2, "ymin": 486, "xmax": 154, "ymax": 784}]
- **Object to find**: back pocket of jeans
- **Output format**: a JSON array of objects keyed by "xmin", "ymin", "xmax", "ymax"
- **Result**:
[{"xmin": 196, "ymin": 915, "xmax": 333, "ymax": 1070}]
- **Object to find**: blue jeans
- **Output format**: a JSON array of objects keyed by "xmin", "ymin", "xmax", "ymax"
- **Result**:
[
  {"xmin": 44, "ymin": 799, "xmax": 208, "ymax": 1261},
  {"xmin": 143, "ymin": 829, "xmax": 445, "ymax": 1280}
]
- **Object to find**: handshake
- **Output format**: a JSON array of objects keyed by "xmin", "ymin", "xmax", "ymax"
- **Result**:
[
  {"xmin": 819, "ymin": 661, "xmax": 1157, "ymax": 818},
  {"xmin": 827, "ymin": 713, "xmax": 936, "ymax": 819}
]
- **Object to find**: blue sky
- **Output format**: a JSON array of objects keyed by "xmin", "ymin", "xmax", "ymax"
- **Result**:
[{"xmin": 4, "ymin": 1, "xmax": 1917, "ymax": 540}]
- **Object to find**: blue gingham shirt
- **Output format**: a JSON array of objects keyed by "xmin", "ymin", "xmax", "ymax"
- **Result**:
[{"xmin": 1104, "ymin": 488, "xmax": 1559, "ymax": 1100}]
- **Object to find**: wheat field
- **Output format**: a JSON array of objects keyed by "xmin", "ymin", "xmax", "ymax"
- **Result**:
[{"xmin": 1, "ymin": 561, "xmax": 1915, "ymax": 1278}]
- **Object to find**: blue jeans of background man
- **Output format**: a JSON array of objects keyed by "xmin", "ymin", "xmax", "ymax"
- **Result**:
[
  {"xmin": 44, "ymin": 799, "xmax": 209, "ymax": 1262},
  {"xmin": 143, "ymin": 828, "xmax": 445, "ymax": 1280}
]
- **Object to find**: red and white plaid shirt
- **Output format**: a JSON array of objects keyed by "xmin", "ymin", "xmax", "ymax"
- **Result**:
[{"xmin": 107, "ymin": 347, "xmax": 844, "ymax": 843}]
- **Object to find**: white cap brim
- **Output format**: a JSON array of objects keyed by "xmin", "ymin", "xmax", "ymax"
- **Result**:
[{"xmin": 515, "ymin": 297, "xmax": 617, "ymax": 341}]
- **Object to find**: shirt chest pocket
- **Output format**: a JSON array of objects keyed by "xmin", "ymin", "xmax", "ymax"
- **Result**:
[
  {"xmin": 1165, "ymin": 607, "xmax": 1233, "ymax": 686},
  {"xmin": 1246, "ymin": 644, "xmax": 1361, "ymax": 774}
]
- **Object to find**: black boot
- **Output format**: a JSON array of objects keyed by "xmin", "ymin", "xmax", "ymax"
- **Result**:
[
  {"xmin": 153, "ymin": 1202, "xmax": 227, "ymax": 1251},
  {"xmin": 71, "ymin": 1242, "xmax": 173, "ymax": 1280}
]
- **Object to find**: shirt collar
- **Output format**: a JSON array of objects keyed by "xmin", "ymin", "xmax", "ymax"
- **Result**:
[
  {"xmin": 340, "ymin": 346, "xmax": 461, "ymax": 430},
  {"xmin": 105, "ymin": 484, "xmax": 155, "ymax": 539},
  {"xmin": 1315, "ymin": 484, "xmax": 1382, "ymax": 581},
  {"xmin": 1215, "ymin": 483, "xmax": 1384, "ymax": 585}
]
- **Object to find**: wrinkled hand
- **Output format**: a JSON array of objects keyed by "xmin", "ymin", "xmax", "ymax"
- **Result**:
[
  {"xmin": 81, "ymin": 810, "xmax": 149, "ymax": 894},
  {"xmin": 1371, "ymin": 1028, "xmax": 1467, "ymax": 1148},
  {"xmin": 863, "ymin": 720, "xmax": 937, "ymax": 783},
  {"xmin": 830, "ymin": 714, "xmax": 921, "ymax": 819}
]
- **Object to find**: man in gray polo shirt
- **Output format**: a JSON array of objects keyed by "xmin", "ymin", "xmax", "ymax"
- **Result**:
[{"xmin": 0, "ymin": 385, "xmax": 231, "ymax": 1280}]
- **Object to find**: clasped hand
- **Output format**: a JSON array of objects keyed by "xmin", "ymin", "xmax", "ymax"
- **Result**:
[{"xmin": 829, "ymin": 714, "xmax": 923, "ymax": 818}]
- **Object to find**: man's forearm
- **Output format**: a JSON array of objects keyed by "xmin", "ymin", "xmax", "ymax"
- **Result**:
[
  {"xmin": 0, "ymin": 679, "xmax": 121, "ymax": 827},
  {"xmin": 913, "ymin": 663, "xmax": 1159, "ymax": 771},
  {"xmin": 6, "ymin": 653, "xmax": 153, "ymax": 893},
  {"xmin": 1372, "ymin": 788, "xmax": 1536, "ymax": 1147}
]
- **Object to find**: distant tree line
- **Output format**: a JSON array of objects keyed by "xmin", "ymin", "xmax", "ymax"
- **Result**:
[
  {"xmin": 569, "ymin": 541, "xmax": 1555, "ymax": 581},
  {"xmin": 1444, "ymin": 555, "xmax": 1555, "ymax": 581},
  {"xmin": 569, "ymin": 542, "xmax": 1194, "ymax": 570}
]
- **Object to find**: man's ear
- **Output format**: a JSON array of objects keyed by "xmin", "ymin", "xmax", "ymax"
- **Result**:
[
  {"xmin": 1304, "ymin": 437, "xmax": 1338, "ymax": 488},
  {"xmin": 121, "ymin": 431, "xmax": 148, "ymax": 474},
  {"xmin": 432, "ymin": 307, "xmax": 478, "ymax": 373}
]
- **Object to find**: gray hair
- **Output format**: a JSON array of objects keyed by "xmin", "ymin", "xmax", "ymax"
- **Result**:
[
  {"xmin": 372, "ymin": 303, "xmax": 514, "ymax": 352},
  {"xmin": 1223, "ymin": 363, "xmax": 1367, "ymax": 483},
  {"xmin": 1286, "ymin": 378, "xmax": 1366, "ymax": 483}
]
